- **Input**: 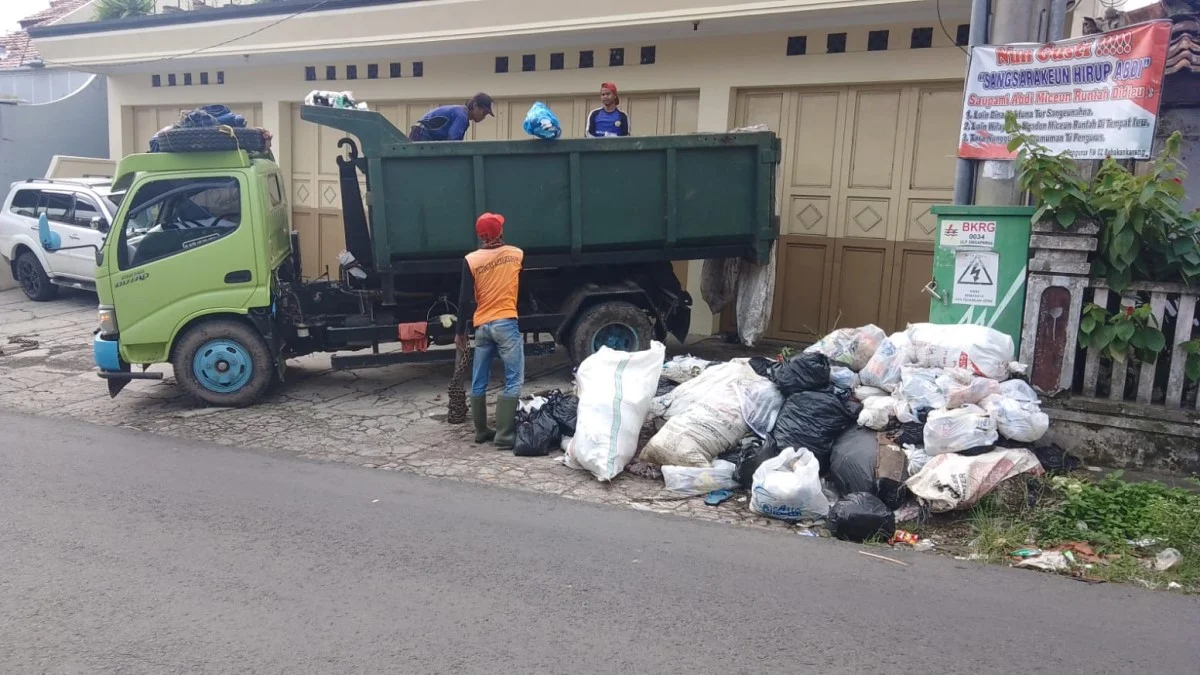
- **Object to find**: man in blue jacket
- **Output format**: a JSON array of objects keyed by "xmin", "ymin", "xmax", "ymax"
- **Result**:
[{"xmin": 410, "ymin": 93, "xmax": 494, "ymax": 141}]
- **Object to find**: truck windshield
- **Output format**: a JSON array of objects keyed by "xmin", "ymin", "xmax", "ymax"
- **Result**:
[{"xmin": 117, "ymin": 176, "xmax": 242, "ymax": 270}]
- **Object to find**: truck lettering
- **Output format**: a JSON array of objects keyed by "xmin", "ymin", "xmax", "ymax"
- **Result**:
[{"xmin": 115, "ymin": 271, "xmax": 150, "ymax": 288}]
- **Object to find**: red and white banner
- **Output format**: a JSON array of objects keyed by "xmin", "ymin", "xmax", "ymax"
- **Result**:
[{"xmin": 957, "ymin": 20, "xmax": 1172, "ymax": 160}]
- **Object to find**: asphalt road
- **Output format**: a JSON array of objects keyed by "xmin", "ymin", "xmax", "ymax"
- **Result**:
[{"xmin": 1, "ymin": 412, "xmax": 1197, "ymax": 674}]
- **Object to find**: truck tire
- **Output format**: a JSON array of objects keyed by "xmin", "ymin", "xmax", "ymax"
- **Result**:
[
  {"xmin": 152, "ymin": 126, "xmax": 268, "ymax": 154},
  {"xmin": 172, "ymin": 319, "xmax": 274, "ymax": 407},
  {"xmin": 14, "ymin": 251, "xmax": 58, "ymax": 302},
  {"xmin": 569, "ymin": 301, "xmax": 654, "ymax": 363}
]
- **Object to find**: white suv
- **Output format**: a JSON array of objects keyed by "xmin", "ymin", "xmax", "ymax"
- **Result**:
[{"xmin": 0, "ymin": 178, "xmax": 120, "ymax": 301}]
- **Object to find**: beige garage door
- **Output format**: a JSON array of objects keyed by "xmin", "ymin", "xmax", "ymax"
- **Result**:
[
  {"xmin": 734, "ymin": 84, "xmax": 961, "ymax": 343},
  {"xmin": 130, "ymin": 104, "xmax": 264, "ymax": 155},
  {"xmin": 289, "ymin": 92, "xmax": 699, "ymax": 279}
]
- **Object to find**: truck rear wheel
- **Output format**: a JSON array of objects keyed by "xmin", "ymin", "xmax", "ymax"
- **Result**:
[
  {"xmin": 172, "ymin": 319, "xmax": 274, "ymax": 407},
  {"xmin": 569, "ymin": 301, "xmax": 654, "ymax": 363}
]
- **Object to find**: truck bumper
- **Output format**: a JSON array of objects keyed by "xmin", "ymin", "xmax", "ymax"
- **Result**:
[{"xmin": 93, "ymin": 334, "xmax": 122, "ymax": 372}]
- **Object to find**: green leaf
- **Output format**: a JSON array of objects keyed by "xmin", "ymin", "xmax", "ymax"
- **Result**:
[
  {"xmin": 1081, "ymin": 315, "xmax": 1097, "ymax": 334},
  {"xmin": 1142, "ymin": 329, "xmax": 1166, "ymax": 353},
  {"xmin": 1112, "ymin": 227, "xmax": 1136, "ymax": 258},
  {"xmin": 1007, "ymin": 136, "xmax": 1023, "ymax": 152},
  {"xmin": 1140, "ymin": 182, "xmax": 1158, "ymax": 205},
  {"xmin": 1093, "ymin": 324, "xmax": 1116, "ymax": 349},
  {"xmin": 1185, "ymin": 356, "xmax": 1200, "ymax": 382},
  {"xmin": 1110, "ymin": 338, "xmax": 1130, "ymax": 357},
  {"xmin": 1112, "ymin": 210, "xmax": 1128, "ymax": 235},
  {"xmin": 1056, "ymin": 207, "xmax": 1077, "ymax": 228},
  {"xmin": 1132, "ymin": 210, "xmax": 1145, "ymax": 234},
  {"xmin": 1116, "ymin": 321, "xmax": 1136, "ymax": 342},
  {"xmin": 1108, "ymin": 266, "xmax": 1133, "ymax": 292},
  {"xmin": 1044, "ymin": 188, "xmax": 1065, "ymax": 207}
]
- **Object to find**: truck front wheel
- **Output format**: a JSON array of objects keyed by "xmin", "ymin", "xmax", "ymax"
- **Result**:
[
  {"xmin": 172, "ymin": 319, "xmax": 274, "ymax": 407},
  {"xmin": 569, "ymin": 301, "xmax": 654, "ymax": 363}
]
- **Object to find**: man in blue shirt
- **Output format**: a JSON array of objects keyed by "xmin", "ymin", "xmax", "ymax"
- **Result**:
[
  {"xmin": 586, "ymin": 83, "xmax": 630, "ymax": 137},
  {"xmin": 410, "ymin": 93, "xmax": 494, "ymax": 141}
]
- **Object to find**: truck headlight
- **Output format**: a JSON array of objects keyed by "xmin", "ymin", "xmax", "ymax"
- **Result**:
[{"xmin": 98, "ymin": 307, "xmax": 118, "ymax": 337}]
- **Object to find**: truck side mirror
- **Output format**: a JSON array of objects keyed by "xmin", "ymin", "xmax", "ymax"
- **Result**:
[
  {"xmin": 90, "ymin": 216, "xmax": 109, "ymax": 233},
  {"xmin": 38, "ymin": 213, "xmax": 61, "ymax": 252}
]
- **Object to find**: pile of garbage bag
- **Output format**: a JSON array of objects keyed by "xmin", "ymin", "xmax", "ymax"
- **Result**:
[
  {"xmin": 523, "ymin": 102, "xmax": 563, "ymax": 140},
  {"xmin": 539, "ymin": 322, "xmax": 1049, "ymax": 541}
]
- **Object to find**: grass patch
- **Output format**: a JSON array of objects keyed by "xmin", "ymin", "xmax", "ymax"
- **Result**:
[{"xmin": 915, "ymin": 472, "xmax": 1200, "ymax": 591}]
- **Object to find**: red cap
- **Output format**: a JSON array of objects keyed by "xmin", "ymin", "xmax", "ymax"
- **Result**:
[
  {"xmin": 601, "ymin": 82, "xmax": 619, "ymax": 104},
  {"xmin": 476, "ymin": 212, "xmax": 505, "ymax": 242}
]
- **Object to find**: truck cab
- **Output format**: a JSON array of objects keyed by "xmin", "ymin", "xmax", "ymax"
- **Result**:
[{"xmin": 90, "ymin": 151, "xmax": 292, "ymax": 404}]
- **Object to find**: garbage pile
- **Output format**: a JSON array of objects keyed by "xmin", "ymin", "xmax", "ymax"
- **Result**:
[
  {"xmin": 536, "ymin": 322, "xmax": 1051, "ymax": 546},
  {"xmin": 148, "ymin": 104, "xmax": 273, "ymax": 154}
]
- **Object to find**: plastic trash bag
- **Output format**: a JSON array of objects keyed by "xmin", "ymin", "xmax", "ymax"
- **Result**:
[
  {"xmin": 857, "ymin": 395, "xmax": 897, "ymax": 431},
  {"xmin": 999, "ymin": 379, "xmax": 1039, "ymax": 404},
  {"xmin": 854, "ymin": 385, "xmax": 889, "ymax": 401},
  {"xmin": 830, "ymin": 366, "xmax": 860, "ymax": 391},
  {"xmin": 662, "ymin": 460, "xmax": 739, "ymax": 497},
  {"xmin": 830, "ymin": 428, "xmax": 880, "ymax": 496},
  {"xmin": 903, "ymin": 444, "xmax": 932, "ymax": 476},
  {"xmin": 513, "ymin": 408, "xmax": 562, "ymax": 457},
  {"xmin": 828, "ymin": 493, "xmax": 896, "ymax": 542},
  {"xmin": 642, "ymin": 378, "xmax": 749, "ymax": 467},
  {"xmin": 936, "ymin": 369, "xmax": 1001, "ymax": 409},
  {"xmin": 736, "ymin": 246, "xmax": 777, "ymax": 347},
  {"xmin": 544, "ymin": 391, "xmax": 579, "ymax": 438},
  {"xmin": 859, "ymin": 332, "xmax": 913, "ymax": 392},
  {"xmin": 906, "ymin": 447, "xmax": 1044, "ymax": 512},
  {"xmin": 980, "ymin": 394, "xmax": 1050, "ymax": 444},
  {"xmin": 923, "ymin": 405, "xmax": 999, "ymax": 455},
  {"xmin": 700, "ymin": 258, "xmax": 742, "ymax": 314},
  {"xmin": 805, "ymin": 324, "xmax": 886, "ymax": 371},
  {"xmin": 895, "ymin": 367, "xmax": 947, "ymax": 421},
  {"xmin": 769, "ymin": 352, "xmax": 831, "ymax": 396},
  {"xmin": 722, "ymin": 436, "xmax": 781, "ymax": 490},
  {"xmin": 523, "ymin": 101, "xmax": 562, "ymax": 140},
  {"xmin": 749, "ymin": 357, "xmax": 776, "ymax": 378},
  {"xmin": 750, "ymin": 447, "xmax": 830, "ymax": 521},
  {"xmin": 662, "ymin": 355, "xmax": 712, "ymax": 384},
  {"xmin": 770, "ymin": 388, "xmax": 862, "ymax": 472},
  {"xmin": 567, "ymin": 342, "xmax": 665, "ymax": 481},
  {"xmin": 908, "ymin": 323, "xmax": 1017, "ymax": 381},
  {"xmin": 738, "ymin": 378, "xmax": 785, "ymax": 438}
]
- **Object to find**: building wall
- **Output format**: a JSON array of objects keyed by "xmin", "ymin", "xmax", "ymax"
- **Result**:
[
  {"xmin": 0, "ymin": 69, "xmax": 95, "ymax": 105},
  {"xmin": 101, "ymin": 26, "xmax": 968, "ymax": 337},
  {"xmin": 0, "ymin": 74, "xmax": 109, "ymax": 193}
]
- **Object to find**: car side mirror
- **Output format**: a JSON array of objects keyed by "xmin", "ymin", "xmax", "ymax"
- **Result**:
[
  {"xmin": 90, "ymin": 216, "xmax": 109, "ymax": 233},
  {"xmin": 38, "ymin": 213, "xmax": 61, "ymax": 252}
]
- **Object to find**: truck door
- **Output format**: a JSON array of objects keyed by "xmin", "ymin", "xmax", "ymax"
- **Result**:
[{"xmin": 111, "ymin": 175, "xmax": 260, "ymax": 354}]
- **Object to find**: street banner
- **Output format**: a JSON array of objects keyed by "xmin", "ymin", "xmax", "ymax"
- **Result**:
[{"xmin": 957, "ymin": 20, "xmax": 1172, "ymax": 160}]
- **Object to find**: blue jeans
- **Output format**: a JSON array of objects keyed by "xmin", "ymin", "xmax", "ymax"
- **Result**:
[{"xmin": 471, "ymin": 318, "xmax": 524, "ymax": 398}]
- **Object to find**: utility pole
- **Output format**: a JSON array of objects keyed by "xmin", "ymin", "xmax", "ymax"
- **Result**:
[{"xmin": 973, "ymin": 0, "xmax": 1058, "ymax": 205}]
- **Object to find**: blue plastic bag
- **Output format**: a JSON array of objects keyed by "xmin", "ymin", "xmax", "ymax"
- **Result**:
[{"xmin": 522, "ymin": 102, "xmax": 562, "ymax": 140}]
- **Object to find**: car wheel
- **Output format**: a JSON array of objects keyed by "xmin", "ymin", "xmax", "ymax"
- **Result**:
[
  {"xmin": 172, "ymin": 319, "xmax": 274, "ymax": 407},
  {"xmin": 14, "ymin": 251, "xmax": 58, "ymax": 302},
  {"xmin": 568, "ymin": 301, "xmax": 654, "ymax": 365}
]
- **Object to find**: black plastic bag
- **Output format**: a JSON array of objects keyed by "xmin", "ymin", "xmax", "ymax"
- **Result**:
[
  {"xmin": 1033, "ymin": 443, "xmax": 1083, "ymax": 473},
  {"xmin": 720, "ymin": 436, "xmax": 781, "ymax": 490},
  {"xmin": 513, "ymin": 409, "xmax": 561, "ymax": 457},
  {"xmin": 874, "ymin": 478, "xmax": 911, "ymax": 511},
  {"xmin": 770, "ymin": 388, "xmax": 861, "ymax": 473},
  {"xmin": 749, "ymin": 357, "xmax": 776, "ymax": 378},
  {"xmin": 769, "ymin": 352, "xmax": 831, "ymax": 396},
  {"xmin": 828, "ymin": 492, "xmax": 896, "ymax": 542},
  {"xmin": 830, "ymin": 427, "xmax": 879, "ymax": 496},
  {"xmin": 543, "ymin": 391, "xmax": 579, "ymax": 438}
]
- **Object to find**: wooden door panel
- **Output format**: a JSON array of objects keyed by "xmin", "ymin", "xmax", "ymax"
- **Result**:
[
  {"xmin": 889, "ymin": 243, "xmax": 935, "ymax": 333},
  {"xmin": 829, "ymin": 239, "xmax": 893, "ymax": 331},
  {"xmin": 771, "ymin": 235, "xmax": 833, "ymax": 342}
]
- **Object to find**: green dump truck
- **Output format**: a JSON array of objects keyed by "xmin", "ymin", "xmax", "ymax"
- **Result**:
[{"xmin": 50, "ymin": 106, "xmax": 779, "ymax": 406}]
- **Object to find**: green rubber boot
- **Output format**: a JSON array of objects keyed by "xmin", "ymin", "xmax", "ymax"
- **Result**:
[
  {"xmin": 493, "ymin": 395, "xmax": 520, "ymax": 449},
  {"xmin": 471, "ymin": 396, "xmax": 495, "ymax": 444}
]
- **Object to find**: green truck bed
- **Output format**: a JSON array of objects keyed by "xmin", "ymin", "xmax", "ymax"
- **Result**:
[{"xmin": 300, "ymin": 106, "xmax": 780, "ymax": 272}]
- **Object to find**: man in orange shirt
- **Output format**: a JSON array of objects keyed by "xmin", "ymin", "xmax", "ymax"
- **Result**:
[{"xmin": 456, "ymin": 212, "xmax": 524, "ymax": 447}]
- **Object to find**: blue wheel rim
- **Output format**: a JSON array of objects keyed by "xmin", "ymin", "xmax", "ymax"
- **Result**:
[
  {"xmin": 192, "ymin": 339, "xmax": 253, "ymax": 393},
  {"xmin": 592, "ymin": 323, "xmax": 638, "ymax": 352}
]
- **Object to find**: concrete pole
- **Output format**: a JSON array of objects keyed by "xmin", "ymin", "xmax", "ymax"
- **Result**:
[
  {"xmin": 1047, "ymin": 0, "xmax": 1069, "ymax": 41},
  {"xmin": 973, "ymin": 0, "xmax": 1054, "ymax": 205},
  {"xmin": 952, "ymin": 0, "xmax": 992, "ymax": 205}
]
